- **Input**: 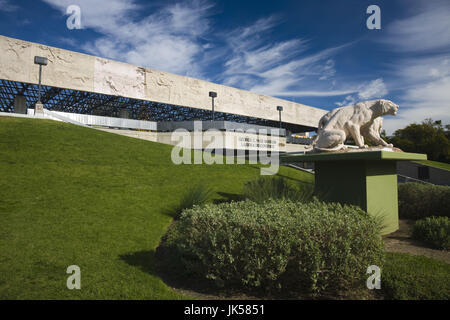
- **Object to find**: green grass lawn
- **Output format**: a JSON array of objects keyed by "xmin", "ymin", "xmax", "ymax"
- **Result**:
[
  {"xmin": 383, "ymin": 252, "xmax": 450, "ymax": 300},
  {"xmin": 414, "ymin": 160, "xmax": 450, "ymax": 171},
  {"xmin": 0, "ymin": 117, "xmax": 312, "ymax": 299}
]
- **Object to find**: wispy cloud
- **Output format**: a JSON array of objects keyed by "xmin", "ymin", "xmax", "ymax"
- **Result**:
[
  {"xmin": 383, "ymin": 55, "xmax": 450, "ymax": 135},
  {"xmin": 379, "ymin": 1, "xmax": 450, "ymax": 134},
  {"xmin": 219, "ymin": 16, "xmax": 355, "ymax": 98},
  {"xmin": 0, "ymin": 0, "xmax": 18, "ymax": 12},
  {"xmin": 334, "ymin": 78, "xmax": 388, "ymax": 107},
  {"xmin": 381, "ymin": 0, "xmax": 450, "ymax": 53},
  {"xmin": 42, "ymin": 0, "xmax": 214, "ymax": 76},
  {"xmin": 269, "ymin": 89, "xmax": 356, "ymax": 98},
  {"xmin": 222, "ymin": 16, "xmax": 308, "ymax": 75}
]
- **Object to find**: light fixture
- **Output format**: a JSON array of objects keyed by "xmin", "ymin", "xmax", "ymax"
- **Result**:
[
  {"xmin": 34, "ymin": 56, "xmax": 48, "ymax": 105},
  {"xmin": 276, "ymin": 106, "xmax": 283, "ymax": 130},
  {"xmin": 209, "ymin": 91, "xmax": 217, "ymax": 121}
]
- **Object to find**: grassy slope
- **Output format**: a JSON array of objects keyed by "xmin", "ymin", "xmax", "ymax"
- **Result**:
[
  {"xmin": 0, "ymin": 117, "xmax": 312, "ymax": 299},
  {"xmin": 414, "ymin": 160, "xmax": 450, "ymax": 171}
]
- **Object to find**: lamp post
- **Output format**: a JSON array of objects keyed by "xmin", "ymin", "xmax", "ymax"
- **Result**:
[
  {"xmin": 34, "ymin": 56, "xmax": 48, "ymax": 114},
  {"xmin": 209, "ymin": 91, "xmax": 217, "ymax": 121},
  {"xmin": 276, "ymin": 106, "xmax": 283, "ymax": 131}
]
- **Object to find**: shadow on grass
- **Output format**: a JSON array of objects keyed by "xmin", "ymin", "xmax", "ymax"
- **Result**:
[
  {"xmin": 213, "ymin": 192, "xmax": 244, "ymax": 204},
  {"xmin": 120, "ymin": 247, "xmax": 227, "ymax": 299},
  {"xmin": 247, "ymin": 164, "xmax": 314, "ymax": 185},
  {"xmin": 160, "ymin": 206, "xmax": 179, "ymax": 220},
  {"xmin": 161, "ymin": 191, "xmax": 244, "ymax": 219},
  {"xmin": 120, "ymin": 250, "xmax": 156, "ymax": 275},
  {"xmin": 276, "ymin": 173, "xmax": 314, "ymax": 185}
]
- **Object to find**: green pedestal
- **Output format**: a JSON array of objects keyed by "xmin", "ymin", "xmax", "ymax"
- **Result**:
[{"xmin": 282, "ymin": 151, "xmax": 427, "ymax": 234}]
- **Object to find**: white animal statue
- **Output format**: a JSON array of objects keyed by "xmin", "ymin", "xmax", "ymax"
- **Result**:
[{"xmin": 312, "ymin": 99, "xmax": 398, "ymax": 152}]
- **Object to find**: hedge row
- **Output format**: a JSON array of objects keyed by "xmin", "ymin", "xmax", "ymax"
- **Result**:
[
  {"xmin": 411, "ymin": 216, "xmax": 450, "ymax": 250},
  {"xmin": 398, "ymin": 182, "xmax": 450, "ymax": 220}
]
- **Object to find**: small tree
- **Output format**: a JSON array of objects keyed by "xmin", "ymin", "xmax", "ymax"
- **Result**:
[{"xmin": 389, "ymin": 119, "xmax": 450, "ymax": 163}]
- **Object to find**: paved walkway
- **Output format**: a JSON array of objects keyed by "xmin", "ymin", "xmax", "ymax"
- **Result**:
[{"xmin": 383, "ymin": 219, "xmax": 450, "ymax": 264}]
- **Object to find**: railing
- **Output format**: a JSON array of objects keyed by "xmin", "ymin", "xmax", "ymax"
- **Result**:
[
  {"xmin": 397, "ymin": 174, "xmax": 434, "ymax": 185},
  {"xmin": 41, "ymin": 109, "xmax": 157, "ymax": 131}
]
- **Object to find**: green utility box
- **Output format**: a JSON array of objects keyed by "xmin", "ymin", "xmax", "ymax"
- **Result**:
[{"xmin": 282, "ymin": 150, "xmax": 427, "ymax": 234}]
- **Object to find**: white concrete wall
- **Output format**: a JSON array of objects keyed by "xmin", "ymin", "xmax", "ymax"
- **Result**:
[
  {"xmin": 0, "ymin": 35, "xmax": 327, "ymax": 128},
  {"xmin": 397, "ymin": 161, "xmax": 450, "ymax": 186}
]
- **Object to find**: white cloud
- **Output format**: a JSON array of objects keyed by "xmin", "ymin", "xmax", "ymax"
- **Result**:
[
  {"xmin": 357, "ymin": 78, "xmax": 388, "ymax": 100},
  {"xmin": 259, "ymin": 89, "xmax": 357, "ymax": 98},
  {"xmin": 218, "ymin": 16, "xmax": 354, "ymax": 98},
  {"xmin": 0, "ymin": 0, "xmax": 18, "ymax": 12},
  {"xmin": 335, "ymin": 95, "xmax": 356, "ymax": 107},
  {"xmin": 226, "ymin": 16, "xmax": 280, "ymax": 53},
  {"xmin": 391, "ymin": 56, "xmax": 450, "ymax": 85},
  {"xmin": 383, "ymin": 56, "xmax": 450, "ymax": 135},
  {"xmin": 42, "ymin": 0, "xmax": 214, "ymax": 76},
  {"xmin": 222, "ymin": 16, "xmax": 308, "ymax": 75},
  {"xmin": 378, "ymin": 0, "xmax": 450, "ymax": 134},
  {"xmin": 382, "ymin": 1, "xmax": 450, "ymax": 53},
  {"xmin": 334, "ymin": 78, "xmax": 388, "ymax": 106}
]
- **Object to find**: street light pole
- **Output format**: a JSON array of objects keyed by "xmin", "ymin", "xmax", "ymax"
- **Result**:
[
  {"xmin": 276, "ymin": 105, "xmax": 283, "ymax": 130},
  {"xmin": 34, "ymin": 56, "xmax": 48, "ymax": 114},
  {"xmin": 38, "ymin": 64, "xmax": 44, "ymax": 102},
  {"xmin": 209, "ymin": 91, "xmax": 217, "ymax": 121}
]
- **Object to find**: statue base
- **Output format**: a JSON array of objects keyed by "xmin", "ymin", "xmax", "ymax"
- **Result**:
[
  {"xmin": 308, "ymin": 145, "xmax": 404, "ymax": 154},
  {"xmin": 282, "ymin": 150, "xmax": 427, "ymax": 234}
]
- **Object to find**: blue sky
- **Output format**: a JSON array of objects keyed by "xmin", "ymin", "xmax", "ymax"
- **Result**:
[{"xmin": 0, "ymin": 0, "xmax": 449, "ymax": 134}]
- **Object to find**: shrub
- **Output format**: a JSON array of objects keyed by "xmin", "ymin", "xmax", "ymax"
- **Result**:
[
  {"xmin": 398, "ymin": 182, "xmax": 450, "ymax": 220},
  {"xmin": 411, "ymin": 217, "xmax": 450, "ymax": 250},
  {"xmin": 382, "ymin": 252, "xmax": 450, "ymax": 300},
  {"xmin": 242, "ymin": 176, "xmax": 314, "ymax": 203},
  {"xmin": 172, "ymin": 184, "xmax": 214, "ymax": 219},
  {"xmin": 162, "ymin": 199, "xmax": 384, "ymax": 297}
]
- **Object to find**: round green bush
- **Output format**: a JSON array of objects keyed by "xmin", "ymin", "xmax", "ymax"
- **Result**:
[
  {"xmin": 398, "ymin": 183, "xmax": 450, "ymax": 220},
  {"xmin": 411, "ymin": 216, "xmax": 450, "ymax": 250},
  {"xmin": 163, "ymin": 199, "xmax": 385, "ymax": 296}
]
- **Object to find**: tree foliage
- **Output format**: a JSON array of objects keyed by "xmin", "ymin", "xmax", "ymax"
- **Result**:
[{"xmin": 389, "ymin": 119, "xmax": 450, "ymax": 163}]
